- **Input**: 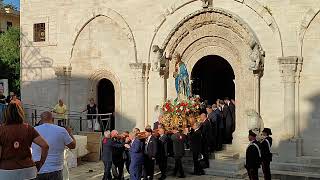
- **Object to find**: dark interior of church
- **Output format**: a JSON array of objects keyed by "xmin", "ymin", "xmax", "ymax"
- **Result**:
[
  {"xmin": 191, "ymin": 55, "xmax": 235, "ymax": 105},
  {"xmin": 97, "ymin": 78, "xmax": 115, "ymax": 130}
]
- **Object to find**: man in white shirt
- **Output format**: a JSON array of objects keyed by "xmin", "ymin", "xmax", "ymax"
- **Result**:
[{"xmin": 32, "ymin": 111, "xmax": 76, "ymax": 180}]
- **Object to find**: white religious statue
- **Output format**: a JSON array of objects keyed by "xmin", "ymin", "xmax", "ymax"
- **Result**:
[
  {"xmin": 152, "ymin": 105, "xmax": 161, "ymax": 125},
  {"xmin": 173, "ymin": 53, "xmax": 191, "ymax": 100},
  {"xmin": 246, "ymin": 109, "xmax": 264, "ymax": 141},
  {"xmin": 152, "ymin": 45, "xmax": 164, "ymax": 72},
  {"xmin": 249, "ymin": 43, "xmax": 264, "ymax": 71}
]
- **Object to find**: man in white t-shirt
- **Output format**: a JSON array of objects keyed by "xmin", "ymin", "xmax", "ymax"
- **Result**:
[{"xmin": 32, "ymin": 111, "xmax": 76, "ymax": 180}]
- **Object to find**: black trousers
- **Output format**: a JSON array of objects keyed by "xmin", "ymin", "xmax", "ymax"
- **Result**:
[
  {"xmin": 158, "ymin": 157, "xmax": 167, "ymax": 178},
  {"xmin": 192, "ymin": 152, "xmax": 203, "ymax": 174},
  {"xmin": 35, "ymin": 170, "xmax": 63, "ymax": 180},
  {"xmin": 201, "ymin": 147, "xmax": 210, "ymax": 169},
  {"xmin": 247, "ymin": 168, "xmax": 259, "ymax": 180},
  {"xmin": 103, "ymin": 161, "xmax": 112, "ymax": 180},
  {"xmin": 112, "ymin": 160, "xmax": 124, "ymax": 180},
  {"xmin": 262, "ymin": 161, "xmax": 271, "ymax": 180},
  {"xmin": 143, "ymin": 156, "xmax": 155, "ymax": 180},
  {"xmin": 173, "ymin": 157, "xmax": 184, "ymax": 177},
  {"xmin": 216, "ymin": 128, "xmax": 224, "ymax": 151}
]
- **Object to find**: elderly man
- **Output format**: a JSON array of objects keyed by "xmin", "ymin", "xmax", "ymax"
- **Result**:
[
  {"xmin": 111, "ymin": 130, "xmax": 125, "ymax": 180},
  {"xmin": 32, "ymin": 111, "xmax": 76, "ymax": 180},
  {"xmin": 125, "ymin": 132, "xmax": 144, "ymax": 180}
]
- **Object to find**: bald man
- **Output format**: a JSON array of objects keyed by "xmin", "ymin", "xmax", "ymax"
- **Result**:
[{"xmin": 32, "ymin": 112, "xmax": 76, "ymax": 180}]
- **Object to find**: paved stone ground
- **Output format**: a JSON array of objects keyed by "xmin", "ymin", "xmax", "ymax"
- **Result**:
[{"xmin": 69, "ymin": 161, "xmax": 244, "ymax": 180}]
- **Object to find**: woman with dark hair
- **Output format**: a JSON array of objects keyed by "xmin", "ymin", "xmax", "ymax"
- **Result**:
[{"xmin": 0, "ymin": 103, "xmax": 49, "ymax": 179}]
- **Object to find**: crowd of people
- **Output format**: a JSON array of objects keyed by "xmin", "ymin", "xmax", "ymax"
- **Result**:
[
  {"xmin": 0, "ymin": 94, "xmax": 273, "ymax": 180},
  {"xmin": 0, "ymin": 103, "xmax": 76, "ymax": 180},
  {"xmin": 100, "ymin": 97, "xmax": 273, "ymax": 180}
]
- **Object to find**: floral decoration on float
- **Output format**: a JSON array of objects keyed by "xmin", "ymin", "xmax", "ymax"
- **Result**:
[{"xmin": 160, "ymin": 96, "xmax": 202, "ymax": 130}]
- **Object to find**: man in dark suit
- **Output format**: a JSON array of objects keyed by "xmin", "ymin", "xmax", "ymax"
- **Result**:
[
  {"xmin": 143, "ymin": 128, "xmax": 158, "ymax": 180},
  {"xmin": 157, "ymin": 128, "xmax": 168, "ymax": 180},
  {"xmin": 206, "ymin": 105, "xmax": 218, "ymax": 151},
  {"xmin": 199, "ymin": 113, "xmax": 212, "ymax": 168},
  {"xmin": 125, "ymin": 132, "xmax": 144, "ymax": 180},
  {"xmin": 171, "ymin": 127, "xmax": 186, "ymax": 178},
  {"xmin": 245, "ymin": 130, "xmax": 261, "ymax": 180},
  {"xmin": 212, "ymin": 104, "xmax": 223, "ymax": 151},
  {"xmin": 189, "ymin": 122, "xmax": 205, "ymax": 175},
  {"xmin": 111, "ymin": 130, "xmax": 125, "ymax": 180},
  {"xmin": 102, "ymin": 130, "xmax": 124, "ymax": 180},
  {"xmin": 223, "ymin": 97, "xmax": 235, "ymax": 144}
]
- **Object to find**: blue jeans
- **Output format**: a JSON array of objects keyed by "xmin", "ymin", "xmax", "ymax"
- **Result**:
[
  {"xmin": 103, "ymin": 161, "xmax": 112, "ymax": 180},
  {"xmin": 36, "ymin": 170, "xmax": 63, "ymax": 180}
]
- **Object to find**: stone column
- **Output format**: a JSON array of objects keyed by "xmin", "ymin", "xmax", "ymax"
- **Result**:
[
  {"xmin": 54, "ymin": 66, "xmax": 72, "ymax": 125},
  {"xmin": 130, "ymin": 63, "xmax": 150, "ymax": 130},
  {"xmin": 278, "ymin": 56, "xmax": 301, "ymax": 139},
  {"xmin": 253, "ymin": 70, "xmax": 262, "ymax": 114}
]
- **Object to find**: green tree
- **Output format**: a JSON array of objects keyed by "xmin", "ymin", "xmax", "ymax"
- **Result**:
[{"xmin": 0, "ymin": 27, "xmax": 20, "ymax": 94}]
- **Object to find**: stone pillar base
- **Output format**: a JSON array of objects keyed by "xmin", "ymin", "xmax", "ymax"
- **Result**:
[{"xmin": 277, "ymin": 138, "xmax": 303, "ymax": 163}]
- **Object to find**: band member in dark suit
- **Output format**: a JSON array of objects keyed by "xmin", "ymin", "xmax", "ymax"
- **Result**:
[
  {"xmin": 212, "ymin": 104, "xmax": 223, "ymax": 151},
  {"xmin": 206, "ymin": 105, "xmax": 216, "ymax": 151},
  {"xmin": 111, "ymin": 130, "xmax": 125, "ymax": 180},
  {"xmin": 125, "ymin": 132, "xmax": 144, "ymax": 180},
  {"xmin": 102, "ymin": 131, "xmax": 124, "ymax": 180},
  {"xmin": 223, "ymin": 97, "xmax": 235, "ymax": 144},
  {"xmin": 261, "ymin": 128, "xmax": 273, "ymax": 180},
  {"xmin": 199, "ymin": 113, "xmax": 212, "ymax": 168},
  {"xmin": 171, "ymin": 127, "xmax": 186, "ymax": 178},
  {"xmin": 245, "ymin": 130, "xmax": 261, "ymax": 180},
  {"xmin": 189, "ymin": 122, "xmax": 205, "ymax": 175},
  {"xmin": 157, "ymin": 128, "xmax": 168, "ymax": 180},
  {"xmin": 143, "ymin": 128, "xmax": 158, "ymax": 180}
]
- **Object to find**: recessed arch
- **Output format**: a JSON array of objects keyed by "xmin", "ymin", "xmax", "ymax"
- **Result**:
[
  {"xmin": 70, "ymin": 7, "xmax": 137, "ymax": 63},
  {"xmin": 148, "ymin": 0, "xmax": 283, "ymax": 63},
  {"xmin": 88, "ymin": 69, "xmax": 122, "ymax": 127}
]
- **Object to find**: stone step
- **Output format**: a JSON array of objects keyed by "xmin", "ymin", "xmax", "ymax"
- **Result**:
[
  {"xmin": 271, "ymin": 170, "xmax": 320, "ymax": 179},
  {"xmin": 209, "ymin": 159, "xmax": 245, "ymax": 172},
  {"xmin": 214, "ymin": 151, "xmax": 240, "ymax": 160},
  {"xmin": 271, "ymin": 161, "xmax": 320, "ymax": 174},
  {"xmin": 297, "ymin": 156, "xmax": 320, "ymax": 165},
  {"xmin": 222, "ymin": 144, "xmax": 233, "ymax": 151},
  {"xmin": 205, "ymin": 168, "xmax": 247, "ymax": 179}
]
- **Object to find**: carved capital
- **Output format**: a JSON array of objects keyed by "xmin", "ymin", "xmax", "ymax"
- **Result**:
[
  {"xmin": 54, "ymin": 66, "xmax": 72, "ymax": 80},
  {"xmin": 130, "ymin": 63, "xmax": 151, "ymax": 81},
  {"xmin": 278, "ymin": 56, "xmax": 303, "ymax": 83}
]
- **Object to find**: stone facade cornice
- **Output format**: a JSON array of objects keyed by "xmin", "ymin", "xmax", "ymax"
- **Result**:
[
  {"xmin": 129, "ymin": 63, "xmax": 151, "ymax": 80},
  {"xmin": 278, "ymin": 56, "xmax": 303, "ymax": 83}
]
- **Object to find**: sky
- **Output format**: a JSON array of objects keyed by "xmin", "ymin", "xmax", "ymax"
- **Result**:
[{"xmin": 3, "ymin": 0, "xmax": 20, "ymax": 10}]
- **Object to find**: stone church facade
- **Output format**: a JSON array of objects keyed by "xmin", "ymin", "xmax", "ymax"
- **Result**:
[{"xmin": 21, "ymin": 0, "xmax": 320, "ymax": 176}]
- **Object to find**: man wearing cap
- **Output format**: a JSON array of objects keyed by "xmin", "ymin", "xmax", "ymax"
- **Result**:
[
  {"xmin": 245, "ymin": 130, "xmax": 261, "ymax": 180},
  {"xmin": 261, "ymin": 128, "xmax": 273, "ymax": 180}
]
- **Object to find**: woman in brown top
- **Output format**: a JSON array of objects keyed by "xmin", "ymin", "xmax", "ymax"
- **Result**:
[{"xmin": 0, "ymin": 103, "xmax": 49, "ymax": 179}]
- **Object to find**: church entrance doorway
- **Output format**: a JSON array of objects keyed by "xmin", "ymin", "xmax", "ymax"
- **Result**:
[
  {"xmin": 191, "ymin": 55, "xmax": 235, "ymax": 105},
  {"xmin": 97, "ymin": 78, "xmax": 115, "ymax": 130}
]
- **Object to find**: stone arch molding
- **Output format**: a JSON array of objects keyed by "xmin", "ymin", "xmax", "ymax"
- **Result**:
[
  {"xmin": 88, "ymin": 69, "xmax": 122, "ymax": 122},
  {"xmin": 298, "ymin": 8, "xmax": 320, "ymax": 56},
  {"xmin": 162, "ymin": 8, "xmax": 265, "ymax": 73},
  {"xmin": 148, "ymin": 0, "xmax": 282, "ymax": 63},
  {"xmin": 70, "ymin": 7, "xmax": 137, "ymax": 63}
]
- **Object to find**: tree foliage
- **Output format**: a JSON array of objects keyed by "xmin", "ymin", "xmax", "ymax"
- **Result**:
[{"xmin": 0, "ymin": 27, "xmax": 20, "ymax": 94}]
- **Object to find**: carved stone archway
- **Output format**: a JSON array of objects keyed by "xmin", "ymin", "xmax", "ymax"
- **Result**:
[
  {"xmin": 88, "ymin": 69, "xmax": 122, "ymax": 127},
  {"xmin": 156, "ymin": 8, "xmax": 265, "ymax": 153}
]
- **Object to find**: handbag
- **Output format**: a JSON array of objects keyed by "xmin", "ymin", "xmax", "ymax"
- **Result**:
[{"xmin": 94, "ymin": 119, "xmax": 101, "ymax": 131}]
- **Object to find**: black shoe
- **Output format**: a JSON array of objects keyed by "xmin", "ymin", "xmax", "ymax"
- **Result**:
[{"xmin": 178, "ymin": 175, "xmax": 185, "ymax": 178}]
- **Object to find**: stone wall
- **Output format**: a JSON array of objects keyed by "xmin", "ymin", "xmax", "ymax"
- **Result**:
[{"xmin": 21, "ymin": 0, "xmax": 320, "ymax": 157}]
